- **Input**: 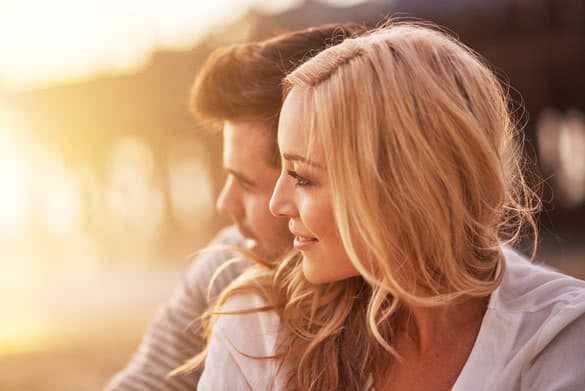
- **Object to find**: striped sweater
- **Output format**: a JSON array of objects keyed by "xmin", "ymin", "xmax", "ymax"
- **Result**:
[{"xmin": 105, "ymin": 226, "xmax": 250, "ymax": 390}]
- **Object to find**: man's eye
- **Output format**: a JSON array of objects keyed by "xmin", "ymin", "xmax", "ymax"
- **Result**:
[
  {"xmin": 287, "ymin": 170, "xmax": 311, "ymax": 186},
  {"xmin": 238, "ymin": 179, "xmax": 255, "ymax": 190},
  {"xmin": 228, "ymin": 174, "xmax": 255, "ymax": 191}
]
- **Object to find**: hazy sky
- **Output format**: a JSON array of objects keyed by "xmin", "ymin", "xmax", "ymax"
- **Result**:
[{"xmin": 0, "ymin": 0, "xmax": 367, "ymax": 92}]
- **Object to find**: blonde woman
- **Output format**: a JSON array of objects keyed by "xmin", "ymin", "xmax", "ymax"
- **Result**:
[{"xmin": 186, "ymin": 23, "xmax": 585, "ymax": 390}]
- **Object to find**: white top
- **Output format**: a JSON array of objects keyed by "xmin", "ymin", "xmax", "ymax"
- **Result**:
[
  {"xmin": 198, "ymin": 248, "xmax": 585, "ymax": 390},
  {"xmin": 197, "ymin": 294, "xmax": 283, "ymax": 391},
  {"xmin": 452, "ymin": 247, "xmax": 585, "ymax": 390}
]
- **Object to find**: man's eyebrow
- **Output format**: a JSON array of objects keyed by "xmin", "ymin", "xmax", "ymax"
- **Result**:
[
  {"xmin": 282, "ymin": 153, "xmax": 324, "ymax": 169},
  {"xmin": 225, "ymin": 168, "xmax": 257, "ymax": 187}
]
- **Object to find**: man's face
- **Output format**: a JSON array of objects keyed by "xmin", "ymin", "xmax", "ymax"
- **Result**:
[{"xmin": 216, "ymin": 119, "xmax": 293, "ymax": 260}]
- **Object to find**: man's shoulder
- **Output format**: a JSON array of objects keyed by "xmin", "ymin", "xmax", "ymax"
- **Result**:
[
  {"xmin": 185, "ymin": 226, "xmax": 252, "ymax": 297},
  {"xmin": 210, "ymin": 225, "xmax": 247, "ymax": 247},
  {"xmin": 189, "ymin": 225, "xmax": 245, "ymax": 268}
]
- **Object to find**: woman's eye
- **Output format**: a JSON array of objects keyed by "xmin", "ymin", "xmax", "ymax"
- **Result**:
[{"xmin": 287, "ymin": 170, "xmax": 311, "ymax": 186}]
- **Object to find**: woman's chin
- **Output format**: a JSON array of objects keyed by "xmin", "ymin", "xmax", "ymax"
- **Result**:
[
  {"xmin": 302, "ymin": 256, "xmax": 327, "ymax": 284},
  {"xmin": 302, "ymin": 256, "xmax": 355, "ymax": 285}
]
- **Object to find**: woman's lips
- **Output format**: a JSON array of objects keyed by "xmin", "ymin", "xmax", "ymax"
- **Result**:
[{"xmin": 293, "ymin": 235, "xmax": 318, "ymax": 251}]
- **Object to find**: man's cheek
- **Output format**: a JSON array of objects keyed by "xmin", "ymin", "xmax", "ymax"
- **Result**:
[{"xmin": 249, "ymin": 205, "xmax": 267, "ymax": 226}]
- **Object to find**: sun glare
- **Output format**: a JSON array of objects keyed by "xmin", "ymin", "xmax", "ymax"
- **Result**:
[
  {"xmin": 0, "ymin": 315, "xmax": 51, "ymax": 355},
  {"xmin": 106, "ymin": 137, "xmax": 165, "ymax": 238},
  {"xmin": 0, "ymin": 109, "xmax": 32, "ymax": 236},
  {"xmin": 0, "ymin": 158, "xmax": 31, "ymax": 235},
  {"xmin": 0, "ymin": 0, "xmax": 306, "ymax": 91},
  {"xmin": 44, "ymin": 166, "xmax": 83, "ymax": 237}
]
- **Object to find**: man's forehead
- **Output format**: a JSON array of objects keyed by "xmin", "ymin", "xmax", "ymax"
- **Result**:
[
  {"xmin": 222, "ymin": 119, "xmax": 277, "ymax": 172},
  {"xmin": 223, "ymin": 118, "xmax": 273, "ymax": 135},
  {"xmin": 223, "ymin": 120, "xmax": 271, "ymax": 153}
]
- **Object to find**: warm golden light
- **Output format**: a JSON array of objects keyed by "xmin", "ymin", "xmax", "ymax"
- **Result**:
[
  {"xmin": 44, "ymin": 165, "xmax": 83, "ymax": 237},
  {"xmin": 106, "ymin": 137, "xmax": 164, "ymax": 238},
  {"xmin": 168, "ymin": 137, "xmax": 214, "ymax": 230},
  {"xmin": 0, "ymin": 158, "xmax": 30, "ymax": 235},
  {"xmin": 0, "ymin": 316, "xmax": 51, "ymax": 356},
  {"xmin": 0, "ymin": 110, "xmax": 32, "ymax": 236},
  {"xmin": 0, "ymin": 0, "xmax": 304, "ymax": 91},
  {"xmin": 169, "ymin": 158, "xmax": 214, "ymax": 229}
]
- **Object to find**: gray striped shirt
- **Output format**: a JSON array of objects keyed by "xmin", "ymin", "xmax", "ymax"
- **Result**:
[{"xmin": 105, "ymin": 226, "xmax": 250, "ymax": 390}]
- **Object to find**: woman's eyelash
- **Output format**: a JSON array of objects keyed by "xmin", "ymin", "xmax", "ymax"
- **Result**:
[{"xmin": 287, "ymin": 170, "xmax": 311, "ymax": 186}]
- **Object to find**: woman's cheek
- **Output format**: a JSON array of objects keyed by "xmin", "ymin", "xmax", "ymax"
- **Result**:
[{"xmin": 312, "ymin": 202, "xmax": 338, "ymax": 240}]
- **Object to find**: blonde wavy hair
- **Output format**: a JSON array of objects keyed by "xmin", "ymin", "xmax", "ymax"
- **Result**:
[{"xmin": 174, "ymin": 21, "xmax": 539, "ymax": 390}]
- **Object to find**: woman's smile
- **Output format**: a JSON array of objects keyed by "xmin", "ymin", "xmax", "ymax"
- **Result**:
[{"xmin": 293, "ymin": 234, "xmax": 319, "ymax": 250}]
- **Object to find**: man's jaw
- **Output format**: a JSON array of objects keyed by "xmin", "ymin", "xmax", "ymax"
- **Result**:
[
  {"xmin": 243, "ymin": 237, "xmax": 259, "ymax": 251},
  {"xmin": 236, "ymin": 225, "xmax": 261, "ymax": 254}
]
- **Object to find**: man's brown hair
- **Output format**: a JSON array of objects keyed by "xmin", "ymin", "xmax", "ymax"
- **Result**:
[{"xmin": 190, "ymin": 23, "xmax": 367, "ymax": 165}]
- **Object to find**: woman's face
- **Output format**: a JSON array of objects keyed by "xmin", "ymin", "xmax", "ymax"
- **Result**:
[{"xmin": 270, "ymin": 88, "xmax": 360, "ymax": 284}]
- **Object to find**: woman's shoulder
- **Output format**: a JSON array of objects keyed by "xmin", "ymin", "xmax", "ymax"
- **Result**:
[
  {"xmin": 453, "ymin": 247, "xmax": 585, "ymax": 390},
  {"xmin": 494, "ymin": 247, "xmax": 585, "ymax": 381},
  {"xmin": 491, "ymin": 247, "xmax": 585, "ymax": 349},
  {"xmin": 493, "ymin": 246, "xmax": 585, "ymax": 315}
]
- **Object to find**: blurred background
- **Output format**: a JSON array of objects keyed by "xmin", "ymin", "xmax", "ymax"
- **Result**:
[{"xmin": 0, "ymin": 0, "xmax": 583, "ymax": 389}]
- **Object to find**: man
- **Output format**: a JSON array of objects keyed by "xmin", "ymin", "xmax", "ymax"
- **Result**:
[{"xmin": 106, "ymin": 23, "xmax": 365, "ymax": 390}]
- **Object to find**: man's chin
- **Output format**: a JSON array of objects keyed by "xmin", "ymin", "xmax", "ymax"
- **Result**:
[
  {"xmin": 243, "ymin": 238, "xmax": 261, "ymax": 255},
  {"xmin": 240, "ymin": 235, "xmax": 292, "ymax": 261},
  {"xmin": 261, "ymin": 244, "xmax": 295, "ymax": 262},
  {"xmin": 242, "ymin": 237, "xmax": 256, "ymax": 249},
  {"xmin": 244, "ymin": 241, "xmax": 282, "ymax": 262}
]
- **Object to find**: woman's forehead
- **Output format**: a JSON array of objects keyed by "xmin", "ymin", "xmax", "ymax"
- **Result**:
[
  {"xmin": 278, "ymin": 89, "xmax": 327, "ymax": 167},
  {"xmin": 278, "ymin": 89, "xmax": 309, "ymax": 151}
]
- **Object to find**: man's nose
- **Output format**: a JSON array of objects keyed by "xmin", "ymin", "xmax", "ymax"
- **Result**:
[{"xmin": 216, "ymin": 179, "xmax": 244, "ymax": 221}]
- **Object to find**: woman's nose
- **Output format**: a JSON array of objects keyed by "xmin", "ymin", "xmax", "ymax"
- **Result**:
[{"xmin": 269, "ymin": 173, "xmax": 296, "ymax": 218}]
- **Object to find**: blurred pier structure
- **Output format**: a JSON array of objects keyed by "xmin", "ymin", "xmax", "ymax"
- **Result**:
[{"xmin": 1, "ymin": 0, "xmax": 583, "ymax": 268}]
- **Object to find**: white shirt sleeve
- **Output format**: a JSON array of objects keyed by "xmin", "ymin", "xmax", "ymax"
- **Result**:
[{"xmin": 197, "ymin": 294, "xmax": 281, "ymax": 391}]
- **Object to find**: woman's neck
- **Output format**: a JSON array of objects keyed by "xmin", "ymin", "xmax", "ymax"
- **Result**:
[{"xmin": 397, "ymin": 296, "xmax": 489, "ymax": 354}]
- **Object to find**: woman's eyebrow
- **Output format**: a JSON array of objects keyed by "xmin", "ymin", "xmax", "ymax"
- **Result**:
[{"xmin": 282, "ymin": 153, "xmax": 324, "ymax": 169}]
